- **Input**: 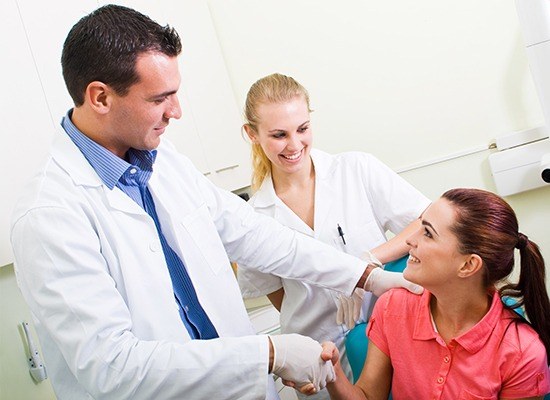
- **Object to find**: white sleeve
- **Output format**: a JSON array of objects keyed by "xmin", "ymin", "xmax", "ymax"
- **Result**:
[
  {"xmin": 238, "ymin": 264, "xmax": 284, "ymax": 298},
  {"xmin": 360, "ymin": 154, "xmax": 430, "ymax": 233},
  {"xmin": 237, "ymin": 196, "xmax": 284, "ymax": 298},
  {"xmin": 11, "ymin": 206, "xmax": 270, "ymax": 400},
  {"xmin": 193, "ymin": 169, "xmax": 365, "ymax": 295}
]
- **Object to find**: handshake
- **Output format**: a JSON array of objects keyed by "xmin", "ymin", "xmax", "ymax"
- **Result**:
[{"xmin": 269, "ymin": 334, "xmax": 336, "ymax": 394}]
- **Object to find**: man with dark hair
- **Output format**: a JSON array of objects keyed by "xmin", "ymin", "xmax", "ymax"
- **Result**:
[
  {"xmin": 61, "ymin": 5, "xmax": 182, "ymax": 107},
  {"xmin": 11, "ymin": 5, "xmax": 416, "ymax": 399}
]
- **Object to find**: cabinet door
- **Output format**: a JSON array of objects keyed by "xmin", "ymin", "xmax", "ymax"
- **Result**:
[
  {"xmin": 96, "ymin": 0, "xmax": 209, "ymax": 174},
  {"xmin": 0, "ymin": 2, "xmax": 62, "ymax": 398},
  {"xmin": 167, "ymin": 0, "xmax": 251, "ymax": 190},
  {"xmin": 16, "ymin": 0, "xmax": 98, "ymax": 124},
  {"xmin": 100, "ymin": 0, "xmax": 252, "ymax": 190},
  {"xmin": 0, "ymin": 1, "xmax": 68, "ymax": 266}
]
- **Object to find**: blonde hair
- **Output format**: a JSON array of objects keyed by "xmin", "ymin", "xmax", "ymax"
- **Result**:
[{"xmin": 244, "ymin": 73, "xmax": 311, "ymax": 191}]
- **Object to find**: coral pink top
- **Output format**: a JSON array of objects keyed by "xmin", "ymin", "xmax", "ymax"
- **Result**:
[{"xmin": 367, "ymin": 289, "xmax": 550, "ymax": 399}]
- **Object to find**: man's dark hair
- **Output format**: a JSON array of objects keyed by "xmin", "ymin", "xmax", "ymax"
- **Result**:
[{"xmin": 61, "ymin": 4, "xmax": 182, "ymax": 106}]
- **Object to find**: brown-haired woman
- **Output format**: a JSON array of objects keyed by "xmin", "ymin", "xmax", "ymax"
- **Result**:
[{"xmin": 323, "ymin": 188, "xmax": 550, "ymax": 400}]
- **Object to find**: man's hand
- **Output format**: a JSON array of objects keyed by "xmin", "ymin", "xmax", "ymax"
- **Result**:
[
  {"xmin": 290, "ymin": 341, "xmax": 339, "ymax": 396},
  {"xmin": 269, "ymin": 334, "xmax": 335, "ymax": 392},
  {"xmin": 364, "ymin": 267, "xmax": 423, "ymax": 297}
]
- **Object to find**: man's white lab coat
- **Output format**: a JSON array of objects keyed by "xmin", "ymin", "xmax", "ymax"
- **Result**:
[{"xmin": 11, "ymin": 131, "xmax": 365, "ymax": 399}]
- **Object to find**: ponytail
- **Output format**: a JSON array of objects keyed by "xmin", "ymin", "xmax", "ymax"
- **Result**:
[
  {"xmin": 250, "ymin": 141, "xmax": 271, "ymax": 192},
  {"xmin": 501, "ymin": 238, "xmax": 550, "ymax": 362}
]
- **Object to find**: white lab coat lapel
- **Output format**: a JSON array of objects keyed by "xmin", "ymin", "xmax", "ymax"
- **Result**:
[
  {"xmin": 252, "ymin": 173, "xmax": 313, "ymax": 237},
  {"xmin": 50, "ymin": 131, "xmax": 186, "ymax": 341},
  {"xmin": 51, "ymin": 129, "xmax": 148, "ymax": 216},
  {"xmin": 50, "ymin": 129, "xmax": 102, "ymax": 188},
  {"xmin": 311, "ymin": 149, "xmax": 336, "ymax": 240},
  {"xmin": 105, "ymin": 187, "xmax": 147, "ymax": 215},
  {"xmin": 251, "ymin": 150, "xmax": 338, "ymax": 239}
]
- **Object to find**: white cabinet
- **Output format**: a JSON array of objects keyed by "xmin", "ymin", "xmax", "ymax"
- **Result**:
[
  {"xmin": 2, "ymin": 0, "xmax": 251, "ymax": 266},
  {"xmin": 15, "ymin": 1, "xmax": 98, "ymax": 125},
  {"xmin": 97, "ymin": 0, "xmax": 252, "ymax": 190},
  {"xmin": 0, "ymin": 0, "xmax": 65, "ymax": 267},
  {"xmin": 18, "ymin": 0, "xmax": 251, "ymax": 190}
]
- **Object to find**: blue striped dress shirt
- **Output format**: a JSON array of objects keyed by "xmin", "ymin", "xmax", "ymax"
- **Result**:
[{"xmin": 61, "ymin": 111, "xmax": 218, "ymax": 340}]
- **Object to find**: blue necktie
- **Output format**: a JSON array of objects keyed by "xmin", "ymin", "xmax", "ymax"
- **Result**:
[{"xmin": 140, "ymin": 185, "xmax": 218, "ymax": 340}]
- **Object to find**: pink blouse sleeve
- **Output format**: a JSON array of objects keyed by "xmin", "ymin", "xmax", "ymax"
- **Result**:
[
  {"xmin": 366, "ymin": 291, "xmax": 392, "ymax": 357},
  {"xmin": 499, "ymin": 326, "xmax": 550, "ymax": 398}
]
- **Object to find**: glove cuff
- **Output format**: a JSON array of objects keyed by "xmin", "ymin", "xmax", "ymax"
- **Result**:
[
  {"xmin": 363, "ymin": 266, "xmax": 382, "ymax": 292},
  {"xmin": 361, "ymin": 250, "xmax": 383, "ymax": 267},
  {"xmin": 268, "ymin": 335, "xmax": 284, "ymax": 375}
]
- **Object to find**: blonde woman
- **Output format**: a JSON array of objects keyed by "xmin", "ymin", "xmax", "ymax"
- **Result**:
[{"xmin": 238, "ymin": 73, "xmax": 430, "ymax": 399}]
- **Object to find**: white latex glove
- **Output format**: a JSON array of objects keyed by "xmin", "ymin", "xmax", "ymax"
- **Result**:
[
  {"xmin": 269, "ymin": 334, "xmax": 335, "ymax": 392},
  {"xmin": 364, "ymin": 267, "xmax": 424, "ymax": 297},
  {"xmin": 336, "ymin": 288, "xmax": 364, "ymax": 329},
  {"xmin": 336, "ymin": 250, "xmax": 382, "ymax": 328}
]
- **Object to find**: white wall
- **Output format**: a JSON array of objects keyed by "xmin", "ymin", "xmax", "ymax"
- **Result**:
[
  {"xmin": 207, "ymin": 0, "xmax": 543, "ymax": 166},
  {"xmin": 399, "ymin": 151, "xmax": 550, "ymax": 291},
  {"xmin": 206, "ymin": 0, "xmax": 550, "ymax": 293}
]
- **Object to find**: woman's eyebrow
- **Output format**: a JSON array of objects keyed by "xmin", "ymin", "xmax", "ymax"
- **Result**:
[{"xmin": 422, "ymin": 220, "xmax": 439, "ymax": 236}]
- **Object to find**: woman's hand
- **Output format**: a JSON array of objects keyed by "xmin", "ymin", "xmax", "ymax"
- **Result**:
[{"xmin": 321, "ymin": 341, "xmax": 340, "ymax": 366}]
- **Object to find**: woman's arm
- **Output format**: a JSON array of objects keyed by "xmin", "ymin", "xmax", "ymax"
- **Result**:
[
  {"xmin": 326, "ymin": 341, "xmax": 392, "ymax": 400},
  {"xmin": 370, "ymin": 218, "xmax": 422, "ymax": 264}
]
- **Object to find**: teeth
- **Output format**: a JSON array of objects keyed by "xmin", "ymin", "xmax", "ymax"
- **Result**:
[
  {"xmin": 409, "ymin": 254, "xmax": 420, "ymax": 263},
  {"xmin": 282, "ymin": 150, "xmax": 301, "ymax": 160}
]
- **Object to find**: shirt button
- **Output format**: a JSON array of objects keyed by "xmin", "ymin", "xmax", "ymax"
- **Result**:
[
  {"xmin": 149, "ymin": 242, "xmax": 161, "ymax": 252},
  {"xmin": 184, "ymin": 305, "xmax": 189, "ymax": 312},
  {"xmin": 129, "ymin": 168, "xmax": 137, "ymax": 174},
  {"xmin": 437, "ymin": 377, "xmax": 444, "ymax": 384},
  {"xmin": 443, "ymin": 356, "xmax": 450, "ymax": 363}
]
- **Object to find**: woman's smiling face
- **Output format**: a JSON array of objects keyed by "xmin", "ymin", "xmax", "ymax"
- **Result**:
[
  {"xmin": 249, "ymin": 96, "xmax": 312, "ymax": 177},
  {"xmin": 404, "ymin": 198, "xmax": 470, "ymax": 289}
]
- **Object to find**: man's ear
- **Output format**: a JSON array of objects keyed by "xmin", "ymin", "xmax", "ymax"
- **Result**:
[
  {"xmin": 85, "ymin": 81, "xmax": 111, "ymax": 114},
  {"xmin": 243, "ymin": 124, "xmax": 257, "ymax": 143},
  {"xmin": 458, "ymin": 254, "xmax": 483, "ymax": 278}
]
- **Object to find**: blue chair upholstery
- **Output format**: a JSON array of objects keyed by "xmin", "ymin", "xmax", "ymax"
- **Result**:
[
  {"xmin": 345, "ymin": 322, "xmax": 369, "ymax": 383},
  {"xmin": 345, "ymin": 256, "xmax": 408, "ymax": 383},
  {"xmin": 502, "ymin": 296, "xmax": 525, "ymax": 317}
]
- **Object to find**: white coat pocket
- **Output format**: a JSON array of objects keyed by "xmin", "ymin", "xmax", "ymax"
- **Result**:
[{"xmin": 179, "ymin": 204, "xmax": 230, "ymax": 275}]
